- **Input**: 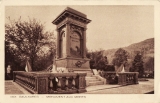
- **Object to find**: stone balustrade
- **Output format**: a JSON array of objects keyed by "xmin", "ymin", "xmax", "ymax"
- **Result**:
[
  {"xmin": 101, "ymin": 72, "xmax": 139, "ymax": 85},
  {"xmin": 142, "ymin": 72, "xmax": 154, "ymax": 78},
  {"xmin": 13, "ymin": 71, "xmax": 86, "ymax": 94}
]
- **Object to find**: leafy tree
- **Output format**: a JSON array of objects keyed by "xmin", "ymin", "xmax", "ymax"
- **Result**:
[
  {"xmin": 5, "ymin": 18, "xmax": 56, "ymax": 71},
  {"xmin": 87, "ymin": 50, "xmax": 108, "ymax": 70},
  {"xmin": 130, "ymin": 53, "xmax": 144, "ymax": 77},
  {"xmin": 112, "ymin": 48, "xmax": 128, "ymax": 67},
  {"xmin": 144, "ymin": 57, "xmax": 154, "ymax": 72}
]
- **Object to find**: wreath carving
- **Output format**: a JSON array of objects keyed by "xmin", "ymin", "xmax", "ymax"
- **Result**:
[{"xmin": 75, "ymin": 60, "xmax": 87, "ymax": 68}]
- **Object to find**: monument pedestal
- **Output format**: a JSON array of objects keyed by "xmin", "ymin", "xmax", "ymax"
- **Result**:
[{"xmin": 56, "ymin": 57, "xmax": 91, "ymax": 72}]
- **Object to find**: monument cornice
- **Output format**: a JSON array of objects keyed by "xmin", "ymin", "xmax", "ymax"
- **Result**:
[
  {"xmin": 52, "ymin": 7, "xmax": 91, "ymax": 26},
  {"xmin": 57, "ymin": 18, "xmax": 87, "ymax": 29}
]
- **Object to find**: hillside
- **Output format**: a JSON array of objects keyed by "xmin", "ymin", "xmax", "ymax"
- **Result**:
[{"xmin": 103, "ymin": 38, "xmax": 154, "ymax": 64}]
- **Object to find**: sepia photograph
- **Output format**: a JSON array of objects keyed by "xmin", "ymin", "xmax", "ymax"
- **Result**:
[
  {"xmin": 5, "ymin": 5, "xmax": 154, "ymax": 94},
  {"xmin": 1, "ymin": 1, "xmax": 160, "ymax": 103}
]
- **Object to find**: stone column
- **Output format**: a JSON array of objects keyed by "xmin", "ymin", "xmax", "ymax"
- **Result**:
[
  {"xmin": 83, "ymin": 28, "xmax": 87, "ymax": 58},
  {"xmin": 56, "ymin": 28, "xmax": 60, "ymax": 59},
  {"xmin": 66, "ymin": 22, "xmax": 70, "ymax": 57}
]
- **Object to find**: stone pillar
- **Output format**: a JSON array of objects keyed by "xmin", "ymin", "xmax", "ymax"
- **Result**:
[
  {"xmin": 135, "ymin": 72, "xmax": 139, "ymax": 84},
  {"xmin": 76, "ymin": 73, "xmax": 87, "ymax": 93},
  {"xmin": 56, "ymin": 29, "xmax": 60, "ymax": 59},
  {"xmin": 66, "ymin": 23, "xmax": 70, "ymax": 57},
  {"xmin": 83, "ymin": 28, "xmax": 87, "ymax": 58}
]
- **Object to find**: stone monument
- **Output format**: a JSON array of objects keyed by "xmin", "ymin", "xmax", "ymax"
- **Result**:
[{"xmin": 52, "ymin": 7, "xmax": 91, "ymax": 73}]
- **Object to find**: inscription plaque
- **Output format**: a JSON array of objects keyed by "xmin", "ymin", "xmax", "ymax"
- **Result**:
[{"xmin": 70, "ymin": 31, "xmax": 81, "ymax": 57}]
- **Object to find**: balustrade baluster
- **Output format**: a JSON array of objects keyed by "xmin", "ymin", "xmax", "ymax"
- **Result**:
[
  {"xmin": 33, "ymin": 78, "xmax": 36, "ymax": 91},
  {"xmin": 28, "ymin": 76, "xmax": 30, "ymax": 87},
  {"xmin": 20, "ymin": 76, "xmax": 22, "ymax": 84},
  {"xmin": 130, "ymin": 75, "xmax": 132, "ymax": 83},
  {"xmin": 132, "ymin": 74, "xmax": 134, "ymax": 84},
  {"xmin": 25, "ymin": 76, "xmax": 27, "ymax": 86},
  {"xmin": 23, "ymin": 76, "xmax": 25, "ymax": 85},
  {"xmin": 30, "ymin": 77, "xmax": 32, "ymax": 88},
  {"xmin": 57, "ymin": 77, "xmax": 62, "ymax": 91},
  {"xmin": 32, "ymin": 78, "xmax": 35, "ymax": 90},
  {"xmin": 72, "ymin": 76, "xmax": 76, "ymax": 89},
  {"xmin": 24, "ymin": 76, "xmax": 26, "ymax": 84},
  {"xmin": 49, "ymin": 78, "xmax": 54, "ymax": 92},
  {"xmin": 27, "ymin": 76, "xmax": 30, "ymax": 87},
  {"xmin": 26, "ymin": 76, "xmax": 29, "ymax": 87},
  {"xmin": 22, "ymin": 76, "xmax": 24, "ymax": 85},
  {"xmin": 29, "ymin": 76, "xmax": 31, "ymax": 88},
  {"xmin": 132, "ymin": 74, "xmax": 134, "ymax": 83},
  {"xmin": 33, "ymin": 77, "xmax": 35, "ymax": 90},
  {"xmin": 30, "ymin": 77, "xmax": 33, "ymax": 89},
  {"xmin": 126, "ymin": 75, "xmax": 128, "ymax": 83},
  {"xmin": 65, "ymin": 77, "xmax": 69, "ymax": 90},
  {"xmin": 32, "ymin": 77, "xmax": 34, "ymax": 89}
]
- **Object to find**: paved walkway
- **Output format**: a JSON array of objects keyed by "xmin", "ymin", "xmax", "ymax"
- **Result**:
[
  {"xmin": 5, "ymin": 79, "xmax": 154, "ymax": 94},
  {"xmin": 85, "ymin": 79, "xmax": 154, "ymax": 94},
  {"xmin": 5, "ymin": 80, "xmax": 31, "ymax": 94}
]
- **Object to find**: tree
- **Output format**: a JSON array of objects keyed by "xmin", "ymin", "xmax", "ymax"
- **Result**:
[
  {"xmin": 112, "ymin": 48, "xmax": 128, "ymax": 73},
  {"xmin": 87, "ymin": 50, "xmax": 108, "ymax": 70},
  {"xmin": 130, "ymin": 53, "xmax": 144, "ymax": 77},
  {"xmin": 112, "ymin": 48, "xmax": 128, "ymax": 67},
  {"xmin": 5, "ymin": 17, "xmax": 56, "ymax": 71},
  {"xmin": 144, "ymin": 57, "xmax": 154, "ymax": 72}
]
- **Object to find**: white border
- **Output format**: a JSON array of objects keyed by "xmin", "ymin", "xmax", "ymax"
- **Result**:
[{"xmin": 1, "ymin": 0, "xmax": 160, "ymax": 103}]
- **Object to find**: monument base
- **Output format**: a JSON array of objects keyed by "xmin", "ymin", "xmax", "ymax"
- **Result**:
[{"xmin": 56, "ymin": 57, "xmax": 91, "ymax": 72}]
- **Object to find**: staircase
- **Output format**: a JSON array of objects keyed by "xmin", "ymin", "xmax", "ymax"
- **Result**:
[{"xmin": 73, "ymin": 69, "xmax": 106, "ymax": 86}]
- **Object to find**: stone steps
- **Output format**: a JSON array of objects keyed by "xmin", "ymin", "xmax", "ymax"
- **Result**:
[
  {"xmin": 86, "ymin": 78, "xmax": 99, "ymax": 82},
  {"xmin": 86, "ymin": 76, "xmax": 97, "ymax": 79},
  {"xmin": 86, "ymin": 73, "xmax": 93, "ymax": 76},
  {"xmin": 88, "ymin": 81, "xmax": 104, "ymax": 86},
  {"xmin": 74, "ymin": 69, "xmax": 105, "ymax": 86},
  {"xmin": 74, "ymin": 71, "xmax": 93, "ymax": 76},
  {"xmin": 74, "ymin": 71, "xmax": 93, "ymax": 73},
  {"xmin": 85, "ymin": 75, "xmax": 105, "ymax": 86}
]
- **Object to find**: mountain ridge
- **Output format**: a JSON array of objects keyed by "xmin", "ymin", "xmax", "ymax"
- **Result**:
[{"xmin": 103, "ymin": 38, "xmax": 154, "ymax": 64}]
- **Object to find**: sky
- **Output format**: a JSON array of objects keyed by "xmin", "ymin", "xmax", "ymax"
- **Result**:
[{"xmin": 5, "ymin": 5, "xmax": 154, "ymax": 51}]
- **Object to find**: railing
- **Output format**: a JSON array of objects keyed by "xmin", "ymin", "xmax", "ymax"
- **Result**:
[
  {"xmin": 142, "ymin": 73, "xmax": 154, "ymax": 78},
  {"xmin": 102, "ymin": 72, "xmax": 139, "ymax": 85},
  {"xmin": 13, "ymin": 71, "xmax": 86, "ymax": 94}
]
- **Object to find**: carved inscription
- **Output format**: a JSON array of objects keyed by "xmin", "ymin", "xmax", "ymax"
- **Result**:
[{"xmin": 70, "ymin": 30, "xmax": 81, "ymax": 57}]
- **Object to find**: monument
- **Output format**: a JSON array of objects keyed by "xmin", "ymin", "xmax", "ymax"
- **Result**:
[{"xmin": 52, "ymin": 7, "xmax": 91, "ymax": 73}]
